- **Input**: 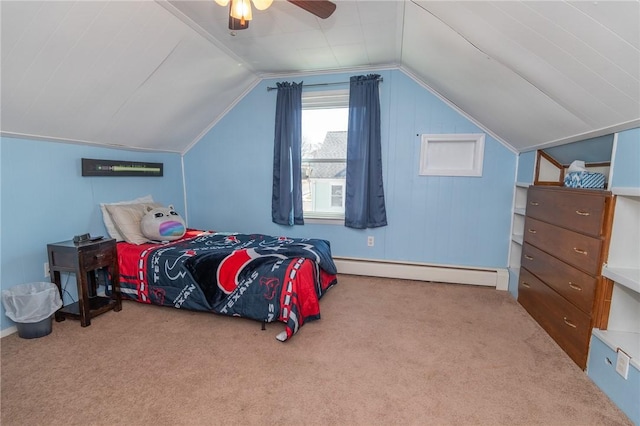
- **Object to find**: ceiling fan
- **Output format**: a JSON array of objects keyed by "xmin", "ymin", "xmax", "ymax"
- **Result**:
[{"xmin": 215, "ymin": 0, "xmax": 336, "ymax": 31}]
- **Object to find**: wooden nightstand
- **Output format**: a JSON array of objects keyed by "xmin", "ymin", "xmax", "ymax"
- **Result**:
[{"xmin": 47, "ymin": 238, "xmax": 122, "ymax": 327}]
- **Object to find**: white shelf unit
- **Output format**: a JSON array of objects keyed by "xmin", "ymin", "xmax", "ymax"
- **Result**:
[
  {"xmin": 597, "ymin": 188, "xmax": 640, "ymax": 368},
  {"xmin": 508, "ymin": 183, "xmax": 529, "ymax": 295},
  {"xmin": 510, "ymin": 183, "xmax": 528, "ymax": 248}
]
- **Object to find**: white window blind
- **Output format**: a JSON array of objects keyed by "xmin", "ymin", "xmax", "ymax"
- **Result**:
[{"xmin": 302, "ymin": 89, "xmax": 349, "ymax": 110}]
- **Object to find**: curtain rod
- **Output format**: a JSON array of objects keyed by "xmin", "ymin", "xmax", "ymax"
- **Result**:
[{"xmin": 266, "ymin": 77, "xmax": 383, "ymax": 92}]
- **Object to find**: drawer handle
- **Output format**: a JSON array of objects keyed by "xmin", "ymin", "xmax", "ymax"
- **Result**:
[
  {"xmin": 524, "ymin": 255, "xmax": 534, "ymax": 261},
  {"xmin": 527, "ymin": 229, "xmax": 537, "ymax": 234},
  {"xmin": 573, "ymin": 248, "xmax": 588, "ymax": 255},
  {"xmin": 575, "ymin": 210, "xmax": 590, "ymax": 216},
  {"xmin": 521, "ymin": 282, "xmax": 531, "ymax": 288},
  {"xmin": 568, "ymin": 282, "xmax": 582, "ymax": 291},
  {"xmin": 94, "ymin": 253, "xmax": 105, "ymax": 260},
  {"xmin": 529, "ymin": 201, "xmax": 540, "ymax": 206},
  {"xmin": 563, "ymin": 317, "xmax": 577, "ymax": 328}
]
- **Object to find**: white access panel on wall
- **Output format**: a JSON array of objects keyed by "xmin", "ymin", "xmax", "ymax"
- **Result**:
[{"xmin": 419, "ymin": 134, "xmax": 485, "ymax": 177}]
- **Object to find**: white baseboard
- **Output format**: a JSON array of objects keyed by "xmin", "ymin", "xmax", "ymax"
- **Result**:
[
  {"xmin": 334, "ymin": 257, "xmax": 509, "ymax": 291},
  {"xmin": 1, "ymin": 326, "xmax": 17, "ymax": 338}
]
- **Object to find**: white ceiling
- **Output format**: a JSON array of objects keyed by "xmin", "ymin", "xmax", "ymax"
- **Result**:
[{"xmin": 1, "ymin": 0, "xmax": 639, "ymax": 154}]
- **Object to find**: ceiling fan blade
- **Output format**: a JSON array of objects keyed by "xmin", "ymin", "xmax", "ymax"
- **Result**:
[{"xmin": 287, "ymin": 0, "xmax": 336, "ymax": 19}]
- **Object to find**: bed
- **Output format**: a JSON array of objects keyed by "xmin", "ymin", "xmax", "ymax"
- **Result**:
[{"xmin": 116, "ymin": 229, "xmax": 338, "ymax": 341}]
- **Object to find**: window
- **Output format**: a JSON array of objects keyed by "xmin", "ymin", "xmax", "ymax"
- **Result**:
[
  {"xmin": 330, "ymin": 184, "xmax": 344, "ymax": 207},
  {"xmin": 301, "ymin": 89, "xmax": 349, "ymax": 219}
]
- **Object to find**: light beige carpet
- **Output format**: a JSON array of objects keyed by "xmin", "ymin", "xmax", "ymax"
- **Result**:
[{"xmin": 1, "ymin": 275, "xmax": 632, "ymax": 425}]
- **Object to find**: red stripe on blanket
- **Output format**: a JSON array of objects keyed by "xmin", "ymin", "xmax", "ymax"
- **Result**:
[{"xmin": 279, "ymin": 258, "xmax": 322, "ymax": 339}]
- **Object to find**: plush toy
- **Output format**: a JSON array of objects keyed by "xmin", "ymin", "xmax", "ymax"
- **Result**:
[{"xmin": 140, "ymin": 205, "xmax": 186, "ymax": 242}]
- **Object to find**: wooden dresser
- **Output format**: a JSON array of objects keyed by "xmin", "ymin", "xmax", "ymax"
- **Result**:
[{"xmin": 517, "ymin": 186, "xmax": 615, "ymax": 369}]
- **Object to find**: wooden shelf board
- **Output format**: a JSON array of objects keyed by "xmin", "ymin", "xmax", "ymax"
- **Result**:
[
  {"xmin": 611, "ymin": 187, "xmax": 640, "ymax": 199},
  {"xmin": 603, "ymin": 266, "xmax": 640, "ymax": 294}
]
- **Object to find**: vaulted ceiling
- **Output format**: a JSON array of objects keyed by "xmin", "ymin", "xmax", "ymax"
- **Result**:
[{"xmin": 1, "ymin": 1, "xmax": 638, "ymax": 154}]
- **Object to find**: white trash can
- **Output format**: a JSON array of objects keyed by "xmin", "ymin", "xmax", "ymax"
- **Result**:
[{"xmin": 2, "ymin": 282, "xmax": 62, "ymax": 339}]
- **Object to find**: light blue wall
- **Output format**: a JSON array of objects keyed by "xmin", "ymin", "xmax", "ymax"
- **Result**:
[
  {"xmin": 0, "ymin": 137, "xmax": 184, "ymax": 331},
  {"xmin": 517, "ymin": 151, "xmax": 536, "ymax": 184},
  {"xmin": 184, "ymin": 69, "xmax": 517, "ymax": 268},
  {"xmin": 611, "ymin": 127, "xmax": 640, "ymax": 188},
  {"xmin": 588, "ymin": 335, "xmax": 639, "ymax": 425}
]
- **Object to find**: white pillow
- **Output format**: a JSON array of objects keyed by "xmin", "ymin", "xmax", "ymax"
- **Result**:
[
  {"xmin": 101, "ymin": 195, "xmax": 154, "ymax": 241},
  {"xmin": 105, "ymin": 202, "xmax": 162, "ymax": 245}
]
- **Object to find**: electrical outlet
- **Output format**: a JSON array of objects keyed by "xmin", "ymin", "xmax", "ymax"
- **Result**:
[
  {"xmin": 367, "ymin": 236, "xmax": 374, "ymax": 247},
  {"xmin": 44, "ymin": 262, "xmax": 50, "ymax": 278},
  {"xmin": 615, "ymin": 349, "xmax": 630, "ymax": 379}
]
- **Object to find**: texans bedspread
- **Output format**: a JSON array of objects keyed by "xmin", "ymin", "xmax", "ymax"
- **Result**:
[{"xmin": 117, "ymin": 230, "xmax": 338, "ymax": 340}]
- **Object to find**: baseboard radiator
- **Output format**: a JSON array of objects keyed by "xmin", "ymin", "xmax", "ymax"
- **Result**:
[{"xmin": 333, "ymin": 257, "xmax": 509, "ymax": 291}]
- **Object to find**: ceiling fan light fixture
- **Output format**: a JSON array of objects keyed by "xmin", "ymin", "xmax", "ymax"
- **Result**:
[
  {"xmin": 230, "ymin": 0, "xmax": 252, "ymax": 24},
  {"xmin": 218, "ymin": 0, "xmax": 335, "ymax": 31},
  {"xmin": 229, "ymin": 8, "xmax": 249, "ymax": 31},
  {"xmin": 251, "ymin": 0, "xmax": 274, "ymax": 11}
]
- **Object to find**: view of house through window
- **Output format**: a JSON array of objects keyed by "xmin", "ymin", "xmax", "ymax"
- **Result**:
[{"xmin": 301, "ymin": 89, "xmax": 349, "ymax": 219}]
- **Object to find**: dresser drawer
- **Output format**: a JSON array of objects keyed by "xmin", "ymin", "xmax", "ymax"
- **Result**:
[
  {"xmin": 523, "ymin": 217, "xmax": 603, "ymax": 275},
  {"xmin": 79, "ymin": 244, "xmax": 116, "ymax": 271},
  {"xmin": 521, "ymin": 243, "xmax": 597, "ymax": 314},
  {"xmin": 518, "ymin": 268, "xmax": 591, "ymax": 368},
  {"xmin": 526, "ymin": 186, "xmax": 607, "ymax": 237}
]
